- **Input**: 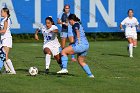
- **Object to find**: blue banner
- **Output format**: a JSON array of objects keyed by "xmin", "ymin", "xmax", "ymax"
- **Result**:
[{"xmin": 0, "ymin": 0, "xmax": 140, "ymax": 33}]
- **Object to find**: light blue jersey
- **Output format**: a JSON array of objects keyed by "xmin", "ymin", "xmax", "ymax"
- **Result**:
[
  {"xmin": 72, "ymin": 23, "xmax": 89, "ymax": 45},
  {"xmin": 72, "ymin": 23, "xmax": 89, "ymax": 56}
]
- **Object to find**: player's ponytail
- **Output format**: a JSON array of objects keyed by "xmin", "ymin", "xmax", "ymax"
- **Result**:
[
  {"xmin": 45, "ymin": 16, "xmax": 55, "ymax": 25},
  {"xmin": 2, "ymin": 8, "xmax": 10, "ymax": 21},
  {"xmin": 68, "ymin": 14, "xmax": 81, "ymax": 23}
]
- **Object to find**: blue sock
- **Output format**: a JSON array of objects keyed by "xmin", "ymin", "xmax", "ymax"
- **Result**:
[
  {"xmin": 82, "ymin": 64, "xmax": 93, "ymax": 76},
  {"xmin": 71, "ymin": 54, "xmax": 75, "ymax": 59},
  {"xmin": 61, "ymin": 56, "xmax": 68, "ymax": 69},
  {"xmin": 0, "ymin": 59, "xmax": 4, "ymax": 70}
]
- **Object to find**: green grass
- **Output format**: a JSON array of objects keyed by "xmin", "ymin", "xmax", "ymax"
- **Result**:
[{"xmin": 0, "ymin": 41, "xmax": 140, "ymax": 93}]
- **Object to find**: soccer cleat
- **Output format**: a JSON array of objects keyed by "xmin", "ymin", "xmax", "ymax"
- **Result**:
[
  {"xmin": 7, "ymin": 72, "xmax": 16, "ymax": 75},
  {"xmin": 133, "ymin": 46, "xmax": 137, "ymax": 48},
  {"xmin": 88, "ymin": 75, "xmax": 95, "ymax": 78},
  {"xmin": 129, "ymin": 55, "xmax": 133, "ymax": 58},
  {"xmin": 57, "ymin": 69, "xmax": 68, "ymax": 74},
  {"xmin": 45, "ymin": 69, "xmax": 49, "ymax": 74},
  {"xmin": 71, "ymin": 58, "xmax": 77, "ymax": 62}
]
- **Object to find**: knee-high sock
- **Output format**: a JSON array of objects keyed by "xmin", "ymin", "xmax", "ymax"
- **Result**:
[
  {"xmin": 6, "ymin": 59, "xmax": 16, "ymax": 74},
  {"xmin": 61, "ymin": 56, "xmax": 68, "ymax": 69},
  {"xmin": 0, "ymin": 59, "xmax": 4, "ymax": 70},
  {"xmin": 4, "ymin": 61, "xmax": 10, "ymax": 71},
  {"xmin": 129, "ymin": 43, "xmax": 133, "ymax": 56},
  {"xmin": 82, "ymin": 64, "xmax": 93, "ymax": 76},
  {"xmin": 45, "ymin": 54, "xmax": 51, "ymax": 69}
]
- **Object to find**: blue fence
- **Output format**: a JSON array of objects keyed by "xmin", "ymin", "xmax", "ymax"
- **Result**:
[{"xmin": 0, "ymin": 0, "xmax": 140, "ymax": 33}]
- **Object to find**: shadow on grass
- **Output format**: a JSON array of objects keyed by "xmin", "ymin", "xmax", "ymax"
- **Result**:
[
  {"xmin": 38, "ymin": 70, "xmax": 76, "ymax": 77},
  {"xmin": 102, "ymin": 53, "xmax": 128, "ymax": 57},
  {"xmin": 16, "ymin": 69, "xmax": 76, "ymax": 77}
]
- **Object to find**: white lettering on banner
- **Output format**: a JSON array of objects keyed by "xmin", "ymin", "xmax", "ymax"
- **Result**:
[
  {"xmin": 33, "ymin": 0, "xmax": 42, "ymax": 28},
  {"xmin": 74, "ymin": 0, "xmax": 81, "ymax": 19},
  {"xmin": 88, "ymin": 0, "xmax": 117, "ymax": 27},
  {"xmin": 0, "ymin": 0, "xmax": 20, "ymax": 29},
  {"xmin": 57, "ymin": 0, "xmax": 64, "ymax": 16}
]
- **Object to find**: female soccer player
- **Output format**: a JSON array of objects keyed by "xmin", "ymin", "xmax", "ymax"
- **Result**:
[
  {"xmin": 35, "ymin": 17, "xmax": 62, "ymax": 74},
  {"xmin": 120, "ymin": 9, "xmax": 139, "ymax": 57},
  {"xmin": 0, "ymin": 8, "xmax": 16, "ymax": 74},
  {"xmin": 57, "ymin": 14, "xmax": 94, "ymax": 78},
  {"xmin": 57, "ymin": 4, "xmax": 76, "ymax": 62}
]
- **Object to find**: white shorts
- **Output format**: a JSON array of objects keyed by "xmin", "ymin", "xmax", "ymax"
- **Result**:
[
  {"xmin": 1, "ymin": 37, "xmax": 12, "ymax": 48},
  {"xmin": 43, "ymin": 41, "xmax": 60, "ymax": 56},
  {"xmin": 125, "ymin": 32, "xmax": 137, "ymax": 40}
]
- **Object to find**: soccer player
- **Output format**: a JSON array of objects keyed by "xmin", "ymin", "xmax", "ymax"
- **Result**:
[
  {"xmin": 0, "ymin": 8, "xmax": 16, "ymax": 74},
  {"xmin": 57, "ymin": 4, "xmax": 76, "ymax": 62},
  {"xmin": 35, "ymin": 17, "xmax": 62, "ymax": 74},
  {"xmin": 57, "ymin": 14, "xmax": 94, "ymax": 78},
  {"xmin": 120, "ymin": 9, "xmax": 139, "ymax": 58}
]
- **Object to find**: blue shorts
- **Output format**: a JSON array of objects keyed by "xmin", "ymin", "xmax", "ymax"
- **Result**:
[
  {"xmin": 72, "ymin": 43, "xmax": 89, "ymax": 56},
  {"xmin": 60, "ymin": 26, "xmax": 73, "ymax": 38},
  {"xmin": 60, "ymin": 32, "xmax": 68, "ymax": 38}
]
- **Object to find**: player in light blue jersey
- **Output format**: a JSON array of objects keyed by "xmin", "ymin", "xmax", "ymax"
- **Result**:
[
  {"xmin": 57, "ymin": 14, "xmax": 94, "ymax": 78},
  {"xmin": 57, "ymin": 4, "xmax": 76, "ymax": 62}
]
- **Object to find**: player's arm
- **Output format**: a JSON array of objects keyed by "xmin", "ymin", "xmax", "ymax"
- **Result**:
[
  {"xmin": 120, "ymin": 24, "xmax": 125, "ymax": 32},
  {"xmin": 75, "ymin": 29, "xmax": 80, "ymax": 44},
  {"xmin": 51, "ymin": 29, "xmax": 58, "ymax": 33},
  {"xmin": 0, "ymin": 21, "xmax": 8, "ymax": 34},
  {"xmin": 57, "ymin": 18, "xmax": 63, "ymax": 24},
  {"xmin": 34, "ymin": 29, "xmax": 40, "ymax": 40}
]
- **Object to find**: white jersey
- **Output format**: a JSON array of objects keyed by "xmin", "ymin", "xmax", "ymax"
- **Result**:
[
  {"xmin": 39, "ymin": 25, "xmax": 60, "ymax": 47},
  {"xmin": 0, "ymin": 17, "xmax": 12, "ymax": 40},
  {"xmin": 121, "ymin": 17, "xmax": 139, "ymax": 33}
]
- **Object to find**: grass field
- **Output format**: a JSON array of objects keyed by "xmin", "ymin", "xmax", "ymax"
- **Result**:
[{"xmin": 0, "ymin": 41, "xmax": 140, "ymax": 93}]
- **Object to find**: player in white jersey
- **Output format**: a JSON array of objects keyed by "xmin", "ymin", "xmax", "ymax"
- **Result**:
[
  {"xmin": 0, "ymin": 8, "xmax": 16, "ymax": 74},
  {"xmin": 35, "ymin": 17, "xmax": 62, "ymax": 74},
  {"xmin": 120, "ymin": 9, "xmax": 139, "ymax": 58}
]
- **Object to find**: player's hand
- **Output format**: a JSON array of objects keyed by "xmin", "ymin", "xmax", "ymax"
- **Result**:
[
  {"xmin": 35, "ymin": 34, "xmax": 39, "ymax": 40},
  {"xmin": 65, "ymin": 23, "xmax": 68, "ymax": 26}
]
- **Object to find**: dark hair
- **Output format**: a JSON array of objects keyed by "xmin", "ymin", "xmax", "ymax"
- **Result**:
[
  {"xmin": 68, "ymin": 14, "xmax": 81, "ymax": 22},
  {"xmin": 45, "ymin": 16, "xmax": 55, "ymax": 25},
  {"xmin": 63, "ymin": 4, "xmax": 70, "ymax": 12},
  {"xmin": 2, "ymin": 8, "xmax": 10, "ymax": 21},
  {"xmin": 127, "ymin": 9, "xmax": 134, "ymax": 14}
]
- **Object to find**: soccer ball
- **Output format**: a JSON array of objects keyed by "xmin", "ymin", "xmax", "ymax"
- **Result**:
[{"xmin": 29, "ymin": 67, "xmax": 38, "ymax": 76}]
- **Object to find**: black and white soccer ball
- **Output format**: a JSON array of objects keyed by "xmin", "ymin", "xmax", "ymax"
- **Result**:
[{"xmin": 29, "ymin": 67, "xmax": 38, "ymax": 76}]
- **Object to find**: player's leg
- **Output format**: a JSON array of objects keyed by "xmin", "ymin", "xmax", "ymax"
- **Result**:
[
  {"xmin": 127, "ymin": 38, "xmax": 133, "ymax": 57},
  {"xmin": 133, "ymin": 39, "xmax": 137, "ymax": 48},
  {"xmin": 68, "ymin": 36, "xmax": 76, "ymax": 62},
  {"xmin": 44, "ymin": 47, "xmax": 52, "ymax": 74},
  {"xmin": 60, "ymin": 32, "xmax": 67, "ymax": 51},
  {"xmin": 52, "ymin": 46, "xmax": 62, "ymax": 68},
  {"xmin": 77, "ymin": 55, "xmax": 94, "ymax": 78},
  {"xmin": 133, "ymin": 33, "xmax": 138, "ymax": 48},
  {"xmin": 4, "ymin": 46, "xmax": 16, "ymax": 74},
  {"xmin": 57, "ymin": 45, "xmax": 75, "ymax": 74},
  {"xmin": 54, "ymin": 53, "xmax": 62, "ymax": 68}
]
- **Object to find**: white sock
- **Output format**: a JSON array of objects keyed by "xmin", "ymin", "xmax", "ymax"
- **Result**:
[
  {"xmin": 45, "ymin": 54, "xmax": 51, "ymax": 69},
  {"xmin": 6, "ymin": 59, "xmax": 16, "ymax": 74},
  {"xmin": 4, "ymin": 61, "xmax": 11, "ymax": 72},
  {"xmin": 129, "ymin": 43, "xmax": 133, "ymax": 56}
]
